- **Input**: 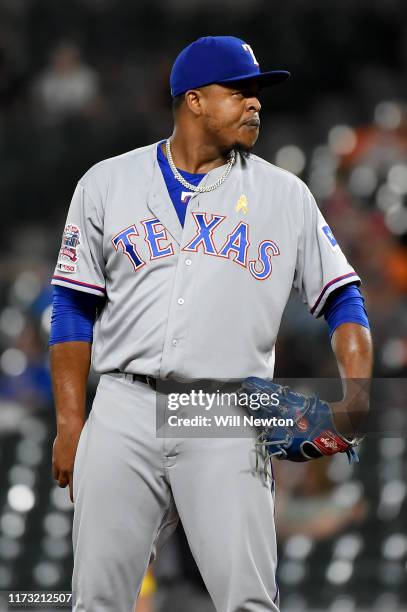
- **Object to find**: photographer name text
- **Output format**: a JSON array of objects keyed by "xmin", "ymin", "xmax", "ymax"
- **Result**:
[{"xmin": 167, "ymin": 415, "xmax": 293, "ymax": 428}]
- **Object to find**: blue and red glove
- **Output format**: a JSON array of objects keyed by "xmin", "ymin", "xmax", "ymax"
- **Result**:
[{"xmin": 239, "ymin": 377, "xmax": 363, "ymax": 465}]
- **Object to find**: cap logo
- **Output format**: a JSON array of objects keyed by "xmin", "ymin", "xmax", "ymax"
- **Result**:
[{"xmin": 242, "ymin": 43, "xmax": 259, "ymax": 66}]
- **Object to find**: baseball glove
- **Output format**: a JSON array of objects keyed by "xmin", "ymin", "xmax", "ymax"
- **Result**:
[{"xmin": 239, "ymin": 377, "xmax": 363, "ymax": 474}]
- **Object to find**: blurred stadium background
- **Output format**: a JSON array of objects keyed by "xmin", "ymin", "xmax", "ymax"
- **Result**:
[{"xmin": 0, "ymin": 0, "xmax": 406, "ymax": 610}]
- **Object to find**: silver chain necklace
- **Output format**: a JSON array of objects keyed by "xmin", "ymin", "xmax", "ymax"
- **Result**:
[{"xmin": 165, "ymin": 139, "xmax": 236, "ymax": 193}]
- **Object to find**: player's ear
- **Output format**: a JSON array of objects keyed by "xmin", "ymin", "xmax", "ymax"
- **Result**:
[{"xmin": 185, "ymin": 89, "xmax": 203, "ymax": 116}]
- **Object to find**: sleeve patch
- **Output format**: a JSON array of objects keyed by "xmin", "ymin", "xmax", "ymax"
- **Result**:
[
  {"xmin": 321, "ymin": 225, "xmax": 338, "ymax": 248},
  {"xmin": 56, "ymin": 261, "xmax": 76, "ymax": 274},
  {"xmin": 58, "ymin": 224, "xmax": 81, "ymax": 264}
]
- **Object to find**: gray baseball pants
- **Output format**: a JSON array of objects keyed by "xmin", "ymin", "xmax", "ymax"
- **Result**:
[{"xmin": 72, "ymin": 373, "xmax": 279, "ymax": 612}]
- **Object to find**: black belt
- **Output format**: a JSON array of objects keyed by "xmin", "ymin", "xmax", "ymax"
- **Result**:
[
  {"xmin": 112, "ymin": 371, "xmax": 157, "ymax": 390},
  {"xmin": 112, "ymin": 372, "xmax": 240, "ymax": 395},
  {"xmin": 128, "ymin": 373, "xmax": 157, "ymax": 390}
]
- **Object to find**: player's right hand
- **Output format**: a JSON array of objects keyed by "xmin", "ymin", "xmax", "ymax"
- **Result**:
[{"xmin": 52, "ymin": 422, "xmax": 84, "ymax": 503}]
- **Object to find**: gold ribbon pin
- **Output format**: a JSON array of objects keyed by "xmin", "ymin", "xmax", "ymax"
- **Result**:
[{"xmin": 235, "ymin": 194, "xmax": 248, "ymax": 214}]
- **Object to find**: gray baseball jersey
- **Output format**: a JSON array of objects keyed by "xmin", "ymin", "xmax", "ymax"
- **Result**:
[{"xmin": 52, "ymin": 142, "xmax": 359, "ymax": 380}]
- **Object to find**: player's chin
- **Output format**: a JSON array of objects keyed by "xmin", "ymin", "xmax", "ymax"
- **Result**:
[{"xmin": 233, "ymin": 127, "xmax": 259, "ymax": 153}]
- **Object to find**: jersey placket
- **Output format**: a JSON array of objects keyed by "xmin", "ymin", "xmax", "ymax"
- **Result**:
[
  {"xmin": 157, "ymin": 187, "xmax": 202, "ymax": 379},
  {"xmin": 157, "ymin": 164, "xmax": 225, "ymax": 379}
]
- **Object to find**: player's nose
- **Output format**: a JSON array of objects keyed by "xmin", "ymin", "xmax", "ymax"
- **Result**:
[{"xmin": 246, "ymin": 96, "xmax": 261, "ymax": 113}]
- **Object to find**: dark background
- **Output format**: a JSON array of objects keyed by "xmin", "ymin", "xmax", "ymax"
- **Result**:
[{"xmin": 0, "ymin": 0, "xmax": 406, "ymax": 610}]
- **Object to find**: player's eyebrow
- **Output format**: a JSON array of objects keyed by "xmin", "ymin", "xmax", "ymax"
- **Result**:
[
  {"xmin": 229, "ymin": 82, "xmax": 261, "ymax": 97},
  {"xmin": 236, "ymin": 88, "xmax": 261, "ymax": 99}
]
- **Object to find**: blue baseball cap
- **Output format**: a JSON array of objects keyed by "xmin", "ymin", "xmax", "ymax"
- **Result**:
[{"xmin": 170, "ymin": 36, "xmax": 290, "ymax": 98}]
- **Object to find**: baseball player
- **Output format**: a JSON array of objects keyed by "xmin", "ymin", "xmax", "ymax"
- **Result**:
[{"xmin": 49, "ymin": 36, "xmax": 373, "ymax": 612}]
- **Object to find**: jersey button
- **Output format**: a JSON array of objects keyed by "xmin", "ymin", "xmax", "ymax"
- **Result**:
[
  {"xmin": 177, "ymin": 298, "xmax": 184, "ymax": 305},
  {"xmin": 185, "ymin": 259, "xmax": 192, "ymax": 266},
  {"xmin": 172, "ymin": 339, "xmax": 178, "ymax": 346}
]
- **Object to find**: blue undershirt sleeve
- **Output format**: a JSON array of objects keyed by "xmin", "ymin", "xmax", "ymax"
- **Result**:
[
  {"xmin": 323, "ymin": 283, "xmax": 370, "ymax": 339},
  {"xmin": 49, "ymin": 285, "xmax": 103, "ymax": 346}
]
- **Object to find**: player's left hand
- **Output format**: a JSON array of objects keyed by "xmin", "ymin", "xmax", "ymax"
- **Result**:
[{"xmin": 238, "ymin": 377, "xmax": 364, "ymax": 467}]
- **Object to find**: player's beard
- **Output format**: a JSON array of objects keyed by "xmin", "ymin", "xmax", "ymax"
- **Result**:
[{"xmin": 232, "ymin": 142, "xmax": 253, "ymax": 158}]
